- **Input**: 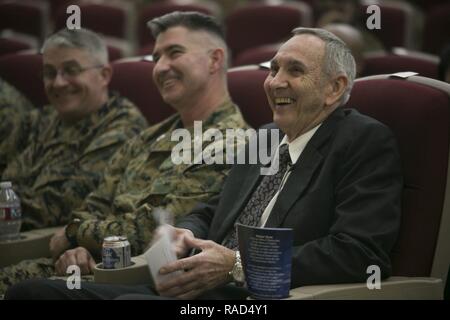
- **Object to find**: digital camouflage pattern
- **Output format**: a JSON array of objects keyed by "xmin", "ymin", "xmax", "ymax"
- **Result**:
[
  {"xmin": 1, "ymin": 92, "xmax": 148, "ymax": 230},
  {"xmin": 0, "ymin": 100, "xmax": 248, "ymax": 297},
  {"xmin": 0, "ymin": 78, "xmax": 35, "ymax": 175},
  {"xmin": 0, "ymin": 258, "xmax": 94, "ymax": 298},
  {"xmin": 72, "ymin": 100, "xmax": 249, "ymax": 258}
]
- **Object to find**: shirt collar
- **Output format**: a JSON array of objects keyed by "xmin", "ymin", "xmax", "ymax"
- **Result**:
[{"xmin": 279, "ymin": 124, "xmax": 322, "ymax": 164}]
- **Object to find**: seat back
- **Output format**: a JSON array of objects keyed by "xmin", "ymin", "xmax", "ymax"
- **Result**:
[
  {"xmin": 109, "ymin": 58, "xmax": 174, "ymax": 125},
  {"xmin": 345, "ymin": 74, "xmax": 450, "ymax": 287},
  {"xmin": 0, "ymin": 0, "xmax": 49, "ymax": 44},
  {"xmin": 0, "ymin": 37, "xmax": 32, "ymax": 57},
  {"xmin": 423, "ymin": 3, "xmax": 450, "ymax": 54},
  {"xmin": 0, "ymin": 52, "xmax": 47, "ymax": 107},
  {"xmin": 226, "ymin": 2, "xmax": 312, "ymax": 60},
  {"xmin": 233, "ymin": 43, "xmax": 280, "ymax": 67},
  {"xmin": 362, "ymin": 51, "xmax": 439, "ymax": 79},
  {"xmin": 53, "ymin": 1, "xmax": 133, "ymax": 40},
  {"xmin": 227, "ymin": 65, "xmax": 272, "ymax": 128},
  {"xmin": 360, "ymin": 0, "xmax": 416, "ymax": 50}
]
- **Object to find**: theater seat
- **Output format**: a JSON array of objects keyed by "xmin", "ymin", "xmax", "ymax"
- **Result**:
[
  {"xmin": 226, "ymin": 2, "xmax": 312, "ymax": 61},
  {"xmin": 233, "ymin": 43, "xmax": 280, "ymax": 67},
  {"xmin": 0, "ymin": 52, "xmax": 47, "ymax": 107},
  {"xmin": 287, "ymin": 73, "xmax": 450, "ymax": 299},
  {"xmin": 227, "ymin": 65, "xmax": 272, "ymax": 128},
  {"xmin": 362, "ymin": 50, "xmax": 439, "ymax": 79},
  {"xmin": 109, "ymin": 58, "xmax": 175, "ymax": 125}
]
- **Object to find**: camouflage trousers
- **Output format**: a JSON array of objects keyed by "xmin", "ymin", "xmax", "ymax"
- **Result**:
[{"xmin": 0, "ymin": 258, "xmax": 94, "ymax": 298}]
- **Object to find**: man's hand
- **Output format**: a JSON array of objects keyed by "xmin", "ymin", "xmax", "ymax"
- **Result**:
[
  {"xmin": 155, "ymin": 237, "xmax": 235, "ymax": 299},
  {"xmin": 54, "ymin": 247, "xmax": 96, "ymax": 276},
  {"xmin": 49, "ymin": 227, "xmax": 70, "ymax": 261}
]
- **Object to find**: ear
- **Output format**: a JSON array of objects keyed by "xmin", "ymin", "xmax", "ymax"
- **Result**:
[
  {"xmin": 208, "ymin": 48, "xmax": 225, "ymax": 74},
  {"xmin": 99, "ymin": 64, "xmax": 113, "ymax": 86},
  {"xmin": 324, "ymin": 75, "xmax": 348, "ymax": 107}
]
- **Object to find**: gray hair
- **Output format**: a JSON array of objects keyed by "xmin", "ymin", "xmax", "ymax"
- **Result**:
[
  {"xmin": 42, "ymin": 28, "xmax": 108, "ymax": 65},
  {"xmin": 292, "ymin": 27, "xmax": 356, "ymax": 106}
]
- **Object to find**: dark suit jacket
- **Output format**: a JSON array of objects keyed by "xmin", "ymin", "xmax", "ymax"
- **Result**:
[{"xmin": 177, "ymin": 107, "xmax": 403, "ymax": 289}]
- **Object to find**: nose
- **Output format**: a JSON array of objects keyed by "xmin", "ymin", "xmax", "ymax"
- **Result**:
[
  {"xmin": 52, "ymin": 71, "xmax": 69, "ymax": 87},
  {"xmin": 153, "ymin": 55, "xmax": 171, "ymax": 81},
  {"xmin": 268, "ymin": 71, "xmax": 288, "ymax": 90}
]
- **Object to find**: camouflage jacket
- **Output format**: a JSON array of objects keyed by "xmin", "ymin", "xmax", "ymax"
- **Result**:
[
  {"xmin": 0, "ymin": 78, "xmax": 35, "ymax": 175},
  {"xmin": 72, "ymin": 99, "xmax": 249, "ymax": 257},
  {"xmin": 1, "ymin": 93, "xmax": 148, "ymax": 230}
]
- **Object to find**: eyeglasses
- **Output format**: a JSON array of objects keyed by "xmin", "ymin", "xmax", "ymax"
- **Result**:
[{"xmin": 42, "ymin": 64, "xmax": 103, "ymax": 81}]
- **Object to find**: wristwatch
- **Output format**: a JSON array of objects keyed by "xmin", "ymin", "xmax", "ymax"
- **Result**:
[
  {"xmin": 65, "ymin": 218, "xmax": 81, "ymax": 248},
  {"xmin": 229, "ymin": 251, "xmax": 245, "ymax": 286}
]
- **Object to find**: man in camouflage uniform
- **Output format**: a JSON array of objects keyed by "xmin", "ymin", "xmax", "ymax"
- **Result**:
[
  {"xmin": 0, "ymin": 29, "xmax": 147, "ymax": 296},
  {"xmin": 1, "ymin": 29, "xmax": 147, "ymax": 231},
  {"xmin": 0, "ymin": 77, "xmax": 35, "ymax": 175},
  {"xmin": 0, "ymin": 12, "xmax": 248, "ymax": 296}
]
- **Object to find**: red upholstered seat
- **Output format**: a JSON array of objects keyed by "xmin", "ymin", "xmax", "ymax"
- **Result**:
[
  {"xmin": 0, "ymin": 38, "xmax": 32, "ymax": 57},
  {"xmin": 226, "ymin": 2, "xmax": 312, "ymax": 61},
  {"xmin": 0, "ymin": 1, "xmax": 49, "ymax": 44},
  {"xmin": 110, "ymin": 59, "xmax": 174, "ymax": 125},
  {"xmin": 345, "ymin": 74, "xmax": 450, "ymax": 279},
  {"xmin": 362, "ymin": 50, "xmax": 439, "ymax": 79},
  {"xmin": 227, "ymin": 65, "xmax": 272, "ymax": 128},
  {"xmin": 53, "ymin": 1, "xmax": 132, "ymax": 40},
  {"xmin": 423, "ymin": 3, "xmax": 450, "ymax": 54},
  {"xmin": 0, "ymin": 52, "xmax": 47, "ymax": 107},
  {"xmin": 233, "ymin": 43, "xmax": 280, "ymax": 67},
  {"xmin": 359, "ymin": 1, "xmax": 415, "ymax": 50}
]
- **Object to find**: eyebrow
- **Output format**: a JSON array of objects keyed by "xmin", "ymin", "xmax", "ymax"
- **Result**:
[
  {"xmin": 152, "ymin": 44, "xmax": 186, "ymax": 59},
  {"xmin": 270, "ymin": 58, "xmax": 307, "ymax": 70}
]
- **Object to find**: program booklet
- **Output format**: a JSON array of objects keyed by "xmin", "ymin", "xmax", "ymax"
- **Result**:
[{"xmin": 237, "ymin": 223, "xmax": 293, "ymax": 299}]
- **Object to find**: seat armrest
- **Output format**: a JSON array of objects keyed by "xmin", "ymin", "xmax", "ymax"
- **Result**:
[
  {"xmin": 284, "ymin": 277, "xmax": 443, "ymax": 300},
  {"xmin": 93, "ymin": 255, "xmax": 153, "ymax": 286},
  {"xmin": 0, "ymin": 227, "xmax": 60, "ymax": 267}
]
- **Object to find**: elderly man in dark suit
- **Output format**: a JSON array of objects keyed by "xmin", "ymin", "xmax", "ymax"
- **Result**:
[{"xmin": 5, "ymin": 27, "xmax": 402, "ymax": 300}]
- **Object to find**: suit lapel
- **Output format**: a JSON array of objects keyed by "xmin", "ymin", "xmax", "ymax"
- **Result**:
[
  {"xmin": 217, "ymin": 163, "xmax": 263, "ymax": 241},
  {"xmin": 265, "ymin": 108, "xmax": 345, "ymax": 227}
]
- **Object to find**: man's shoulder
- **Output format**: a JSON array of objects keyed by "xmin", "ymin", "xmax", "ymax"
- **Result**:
[{"xmin": 338, "ymin": 108, "xmax": 393, "ymax": 136}]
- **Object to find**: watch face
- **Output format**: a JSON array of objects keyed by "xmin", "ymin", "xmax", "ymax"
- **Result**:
[{"xmin": 233, "ymin": 265, "xmax": 245, "ymax": 283}]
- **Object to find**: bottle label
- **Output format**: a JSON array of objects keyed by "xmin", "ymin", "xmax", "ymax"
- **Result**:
[{"xmin": 0, "ymin": 206, "xmax": 21, "ymax": 221}]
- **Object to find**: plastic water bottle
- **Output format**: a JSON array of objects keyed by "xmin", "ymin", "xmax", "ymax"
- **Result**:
[{"xmin": 0, "ymin": 181, "xmax": 22, "ymax": 241}]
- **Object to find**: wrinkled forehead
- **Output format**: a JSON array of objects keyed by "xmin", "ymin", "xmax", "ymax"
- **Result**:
[{"xmin": 274, "ymin": 34, "xmax": 326, "ymax": 66}]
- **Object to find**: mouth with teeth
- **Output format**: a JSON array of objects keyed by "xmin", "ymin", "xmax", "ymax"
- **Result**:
[{"xmin": 273, "ymin": 97, "xmax": 296, "ymax": 108}]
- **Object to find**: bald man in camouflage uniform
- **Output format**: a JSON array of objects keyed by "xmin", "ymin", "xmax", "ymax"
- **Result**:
[
  {"xmin": 0, "ymin": 77, "xmax": 35, "ymax": 175},
  {"xmin": 0, "ymin": 13, "xmax": 249, "ymax": 296}
]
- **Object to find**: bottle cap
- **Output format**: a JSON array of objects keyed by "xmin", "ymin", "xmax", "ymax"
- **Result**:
[{"xmin": 0, "ymin": 181, "xmax": 12, "ymax": 188}]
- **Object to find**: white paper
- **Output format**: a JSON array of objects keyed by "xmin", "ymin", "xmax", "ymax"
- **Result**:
[{"xmin": 143, "ymin": 229, "xmax": 182, "ymax": 285}]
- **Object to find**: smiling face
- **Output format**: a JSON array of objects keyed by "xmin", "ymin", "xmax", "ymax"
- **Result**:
[
  {"xmin": 43, "ymin": 46, "xmax": 110, "ymax": 122},
  {"xmin": 152, "ymin": 26, "xmax": 215, "ymax": 111},
  {"xmin": 264, "ymin": 34, "xmax": 337, "ymax": 140}
]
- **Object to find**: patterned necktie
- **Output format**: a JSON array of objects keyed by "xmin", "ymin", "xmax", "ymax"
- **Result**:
[{"xmin": 222, "ymin": 143, "xmax": 291, "ymax": 249}]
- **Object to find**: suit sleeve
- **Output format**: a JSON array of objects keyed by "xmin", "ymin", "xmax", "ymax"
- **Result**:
[{"xmin": 290, "ymin": 122, "xmax": 403, "ymax": 287}]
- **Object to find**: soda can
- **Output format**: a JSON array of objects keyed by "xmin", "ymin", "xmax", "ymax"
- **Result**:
[{"xmin": 102, "ymin": 236, "xmax": 131, "ymax": 269}]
